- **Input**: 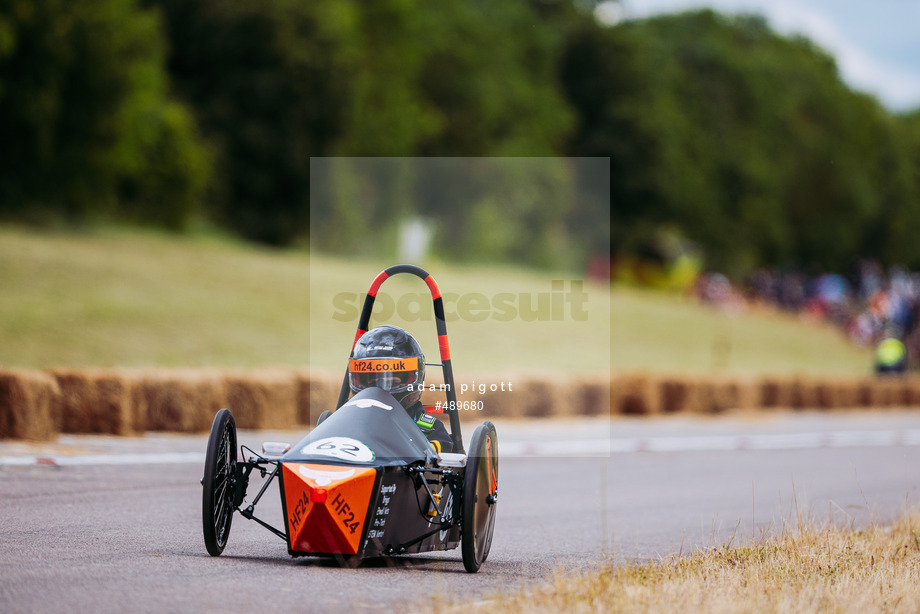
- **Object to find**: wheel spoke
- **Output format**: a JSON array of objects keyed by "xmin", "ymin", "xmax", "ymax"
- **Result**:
[
  {"xmin": 214, "ymin": 485, "xmax": 230, "ymax": 542},
  {"xmin": 214, "ymin": 462, "xmax": 232, "ymax": 518},
  {"xmin": 216, "ymin": 481, "xmax": 228, "ymax": 512}
]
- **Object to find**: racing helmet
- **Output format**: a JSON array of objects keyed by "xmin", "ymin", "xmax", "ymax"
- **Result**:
[{"xmin": 349, "ymin": 325, "xmax": 425, "ymax": 408}]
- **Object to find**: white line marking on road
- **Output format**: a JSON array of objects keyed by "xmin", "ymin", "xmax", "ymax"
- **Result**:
[
  {"xmin": 0, "ymin": 452, "xmax": 203, "ymax": 467},
  {"xmin": 3, "ymin": 429, "xmax": 920, "ymax": 465},
  {"xmin": 499, "ymin": 429, "xmax": 920, "ymax": 457}
]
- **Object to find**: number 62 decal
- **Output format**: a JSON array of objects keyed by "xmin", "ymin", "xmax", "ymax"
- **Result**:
[{"xmin": 302, "ymin": 437, "xmax": 375, "ymax": 463}]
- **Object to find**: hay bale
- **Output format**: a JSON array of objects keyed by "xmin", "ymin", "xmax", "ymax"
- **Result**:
[
  {"xmin": 659, "ymin": 376, "xmax": 698, "ymax": 414},
  {"xmin": 571, "ymin": 377, "xmax": 610, "ymax": 416},
  {"xmin": 462, "ymin": 376, "xmax": 521, "ymax": 419},
  {"xmin": 760, "ymin": 377, "xmax": 796, "ymax": 408},
  {"xmin": 223, "ymin": 369, "xmax": 298, "ymax": 430},
  {"xmin": 295, "ymin": 370, "xmax": 311, "ymax": 424},
  {"xmin": 129, "ymin": 375, "xmax": 149, "ymax": 431},
  {"xmin": 852, "ymin": 378, "xmax": 871, "ymax": 407},
  {"xmin": 518, "ymin": 377, "xmax": 573, "ymax": 418},
  {"xmin": 863, "ymin": 378, "xmax": 889, "ymax": 408},
  {"xmin": 816, "ymin": 377, "xmax": 861, "ymax": 409},
  {"xmin": 689, "ymin": 377, "xmax": 756, "ymax": 414},
  {"xmin": 423, "ymin": 372, "xmax": 579, "ymax": 420},
  {"xmin": 836, "ymin": 379, "xmax": 863, "ymax": 408},
  {"xmin": 813, "ymin": 378, "xmax": 835, "ymax": 409},
  {"xmin": 0, "ymin": 369, "xmax": 61, "ymax": 441},
  {"xmin": 728, "ymin": 377, "xmax": 759, "ymax": 411},
  {"xmin": 791, "ymin": 377, "xmax": 821, "ymax": 409},
  {"xmin": 864, "ymin": 379, "xmax": 885, "ymax": 407},
  {"xmin": 463, "ymin": 376, "xmax": 552, "ymax": 419},
  {"xmin": 421, "ymin": 373, "xmax": 576, "ymax": 422},
  {"xmin": 904, "ymin": 377, "xmax": 920, "ymax": 407},
  {"xmin": 611, "ymin": 373, "xmax": 661, "ymax": 416},
  {"xmin": 295, "ymin": 369, "xmax": 340, "ymax": 426},
  {"xmin": 693, "ymin": 379, "xmax": 721, "ymax": 414},
  {"xmin": 136, "ymin": 369, "xmax": 225, "ymax": 432},
  {"xmin": 49, "ymin": 369, "xmax": 136, "ymax": 435},
  {"xmin": 871, "ymin": 377, "xmax": 910, "ymax": 407},
  {"xmin": 891, "ymin": 378, "xmax": 911, "ymax": 406}
]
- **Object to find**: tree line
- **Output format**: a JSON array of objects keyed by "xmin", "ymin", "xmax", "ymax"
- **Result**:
[{"xmin": 1, "ymin": 0, "xmax": 919, "ymax": 275}]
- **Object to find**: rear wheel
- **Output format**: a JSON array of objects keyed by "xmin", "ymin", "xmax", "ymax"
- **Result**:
[
  {"xmin": 202, "ymin": 409, "xmax": 237, "ymax": 556},
  {"xmin": 461, "ymin": 421, "xmax": 498, "ymax": 573}
]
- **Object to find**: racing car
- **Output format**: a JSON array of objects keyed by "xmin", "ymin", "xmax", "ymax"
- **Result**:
[{"xmin": 201, "ymin": 264, "xmax": 499, "ymax": 572}]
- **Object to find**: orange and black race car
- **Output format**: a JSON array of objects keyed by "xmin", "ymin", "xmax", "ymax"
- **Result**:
[{"xmin": 201, "ymin": 265, "xmax": 499, "ymax": 572}]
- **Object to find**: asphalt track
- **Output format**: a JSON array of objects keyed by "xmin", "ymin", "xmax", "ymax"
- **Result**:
[{"xmin": 3, "ymin": 410, "xmax": 920, "ymax": 613}]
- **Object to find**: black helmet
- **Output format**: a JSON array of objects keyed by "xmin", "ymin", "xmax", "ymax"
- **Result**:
[{"xmin": 349, "ymin": 325, "xmax": 425, "ymax": 408}]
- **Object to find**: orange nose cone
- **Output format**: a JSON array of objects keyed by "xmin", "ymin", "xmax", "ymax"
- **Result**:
[{"xmin": 283, "ymin": 463, "xmax": 376, "ymax": 555}]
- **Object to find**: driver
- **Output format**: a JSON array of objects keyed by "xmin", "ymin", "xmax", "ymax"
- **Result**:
[{"xmin": 348, "ymin": 325, "xmax": 453, "ymax": 453}]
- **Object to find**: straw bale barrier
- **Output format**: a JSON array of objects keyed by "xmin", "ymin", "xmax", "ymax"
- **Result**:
[
  {"xmin": 815, "ymin": 377, "xmax": 859, "ymax": 409},
  {"xmin": 222, "ymin": 369, "xmax": 298, "ymax": 430},
  {"xmin": 295, "ymin": 369, "xmax": 340, "ymax": 426},
  {"xmin": 861, "ymin": 377, "xmax": 889, "ymax": 408},
  {"xmin": 659, "ymin": 376, "xmax": 701, "ymax": 414},
  {"xmin": 696, "ymin": 377, "xmax": 760, "ymax": 414},
  {"xmin": 8, "ymin": 368, "xmax": 920, "ymax": 441},
  {"xmin": 760, "ymin": 376, "xmax": 797, "ymax": 408},
  {"xmin": 790, "ymin": 377, "xmax": 822, "ymax": 409},
  {"xmin": 134, "ymin": 369, "xmax": 225, "ymax": 433},
  {"xmin": 864, "ymin": 377, "xmax": 909, "ymax": 408},
  {"xmin": 0, "ymin": 369, "xmax": 61, "ymax": 440},
  {"xmin": 607, "ymin": 373, "xmax": 920, "ymax": 414},
  {"xmin": 415, "ymin": 372, "xmax": 525, "ymax": 421},
  {"xmin": 453, "ymin": 373, "xmax": 521, "ymax": 420},
  {"xmin": 907, "ymin": 378, "xmax": 920, "ymax": 406},
  {"xmin": 50, "ymin": 369, "xmax": 137, "ymax": 435},
  {"xmin": 518, "ymin": 377, "xmax": 574, "ymax": 418},
  {"xmin": 572, "ymin": 376, "xmax": 609, "ymax": 417},
  {"xmin": 466, "ymin": 384, "xmax": 519, "ymax": 419},
  {"xmin": 610, "ymin": 373, "xmax": 661, "ymax": 415}
]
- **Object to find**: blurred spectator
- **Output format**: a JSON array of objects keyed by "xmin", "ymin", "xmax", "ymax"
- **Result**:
[
  {"xmin": 692, "ymin": 260, "xmax": 920, "ymax": 373},
  {"xmin": 875, "ymin": 334, "xmax": 907, "ymax": 375}
]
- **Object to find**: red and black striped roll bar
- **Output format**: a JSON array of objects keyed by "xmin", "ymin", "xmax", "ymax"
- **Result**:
[{"xmin": 335, "ymin": 264, "xmax": 464, "ymax": 454}]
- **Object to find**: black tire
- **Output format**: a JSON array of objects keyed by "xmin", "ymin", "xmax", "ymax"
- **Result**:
[
  {"xmin": 316, "ymin": 410, "xmax": 332, "ymax": 427},
  {"xmin": 461, "ymin": 421, "xmax": 498, "ymax": 573},
  {"xmin": 202, "ymin": 409, "xmax": 237, "ymax": 556}
]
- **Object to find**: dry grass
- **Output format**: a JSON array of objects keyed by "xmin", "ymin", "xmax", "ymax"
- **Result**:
[{"xmin": 449, "ymin": 512, "xmax": 920, "ymax": 614}]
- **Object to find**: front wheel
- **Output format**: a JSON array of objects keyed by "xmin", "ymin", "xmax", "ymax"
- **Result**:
[
  {"xmin": 461, "ymin": 421, "xmax": 499, "ymax": 573},
  {"xmin": 202, "ymin": 409, "xmax": 237, "ymax": 556}
]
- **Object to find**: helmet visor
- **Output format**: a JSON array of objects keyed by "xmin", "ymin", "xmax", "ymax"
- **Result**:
[{"xmin": 348, "ymin": 357, "xmax": 422, "ymax": 394}]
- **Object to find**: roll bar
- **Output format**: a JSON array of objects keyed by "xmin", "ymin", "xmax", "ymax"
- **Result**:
[{"xmin": 335, "ymin": 264, "xmax": 464, "ymax": 454}]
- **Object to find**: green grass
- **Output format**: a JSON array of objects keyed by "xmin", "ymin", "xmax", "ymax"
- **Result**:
[
  {"xmin": 611, "ymin": 286, "xmax": 872, "ymax": 375},
  {"xmin": 0, "ymin": 225, "xmax": 308, "ymax": 368},
  {"xmin": 0, "ymin": 225, "xmax": 871, "ymax": 374}
]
